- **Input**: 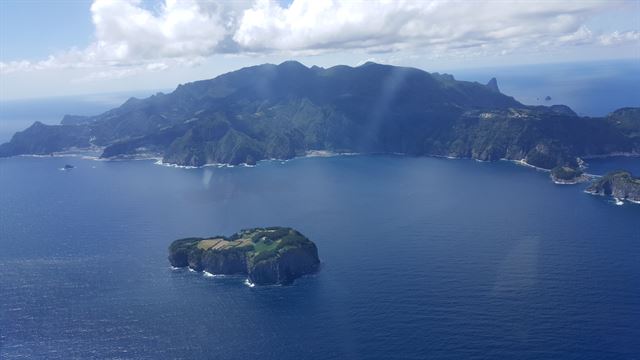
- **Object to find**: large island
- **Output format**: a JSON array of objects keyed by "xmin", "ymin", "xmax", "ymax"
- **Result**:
[
  {"xmin": 169, "ymin": 227, "xmax": 320, "ymax": 285},
  {"xmin": 2, "ymin": 61, "xmax": 638, "ymax": 204},
  {"xmin": 1, "ymin": 61, "xmax": 638, "ymax": 171}
]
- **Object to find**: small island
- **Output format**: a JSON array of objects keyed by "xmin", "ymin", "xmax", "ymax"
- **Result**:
[
  {"xmin": 550, "ymin": 165, "xmax": 587, "ymax": 184},
  {"xmin": 169, "ymin": 227, "xmax": 320, "ymax": 285},
  {"xmin": 586, "ymin": 171, "xmax": 640, "ymax": 204}
]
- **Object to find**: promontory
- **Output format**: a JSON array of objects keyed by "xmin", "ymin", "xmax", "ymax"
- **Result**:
[
  {"xmin": 169, "ymin": 227, "xmax": 320, "ymax": 285},
  {"xmin": 586, "ymin": 171, "xmax": 640, "ymax": 204}
]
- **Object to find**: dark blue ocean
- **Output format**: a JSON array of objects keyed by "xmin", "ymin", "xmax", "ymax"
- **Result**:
[
  {"xmin": 1, "ymin": 59, "xmax": 640, "ymax": 359},
  {"xmin": 1, "ymin": 154, "xmax": 639, "ymax": 359}
]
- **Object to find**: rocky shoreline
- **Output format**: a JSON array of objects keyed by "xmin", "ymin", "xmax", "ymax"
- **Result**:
[
  {"xmin": 549, "ymin": 165, "xmax": 591, "ymax": 185},
  {"xmin": 585, "ymin": 171, "xmax": 640, "ymax": 205},
  {"xmin": 8, "ymin": 146, "xmax": 639, "ymax": 206}
]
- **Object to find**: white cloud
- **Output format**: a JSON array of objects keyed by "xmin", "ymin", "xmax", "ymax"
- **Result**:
[
  {"xmin": 88, "ymin": 0, "xmax": 225, "ymax": 61},
  {"xmin": 1, "ymin": 0, "xmax": 638, "ymax": 78},
  {"xmin": 74, "ymin": 68, "xmax": 139, "ymax": 82},
  {"xmin": 598, "ymin": 30, "xmax": 640, "ymax": 45},
  {"xmin": 233, "ymin": 0, "xmax": 623, "ymax": 53},
  {"xmin": 1, "ymin": 0, "xmax": 236, "ymax": 76},
  {"xmin": 557, "ymin": 26, "xmax": 594, "ymax": 45}
]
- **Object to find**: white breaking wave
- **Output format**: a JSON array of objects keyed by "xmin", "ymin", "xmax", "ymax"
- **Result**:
[
  {"xmin": 203, "ymin": 271, "xmax": 215, "ymax": 278},
  {"xmin": 153, "ymin": 159, "xmax": 242, "ymax": 169},
  {"xmin": 305, "ymin": 150, "xmax": 360, "ymax": 158},
  {"xmin": 244, "ymin": 279, "xmax": 255, "ymax": 288},
  {"xmin": 153, "ymin": 150, "xmax": 362, "ymax": 169},
  {"xmin": 305, "ymin": 150, "xmax": 337, "ymax": 157},
  {"xmin": 154, "ymin": 159, "xmax": 198, "ymax": 169},
  {"xmin": 510, "ymin": 159, "xmax": 550, "ymax": 172}
]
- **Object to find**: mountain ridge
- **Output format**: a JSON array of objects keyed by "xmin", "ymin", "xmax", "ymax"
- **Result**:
[{"xmin": 1, "ymin": 61, "xmax": 638, "ymax": 169}]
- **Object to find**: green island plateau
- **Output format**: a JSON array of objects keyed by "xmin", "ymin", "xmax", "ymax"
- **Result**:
[{"xmin": 169, "ymin": 227, "xmax": 320, "ymax": 285}]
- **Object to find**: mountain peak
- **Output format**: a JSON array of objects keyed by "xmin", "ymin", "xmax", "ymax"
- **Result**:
[
  {"xmin": 278, "ymin": 60, "xmax": 307, "ymax": 69},
  {"xmin": 486, "ymin": 77, "xmax": 500, "ymax": 93}
]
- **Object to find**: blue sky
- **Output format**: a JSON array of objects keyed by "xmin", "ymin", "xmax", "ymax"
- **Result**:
[
  {"xmin": 0, "ymin": 1, "xmax": 92, "ymax": 60},
  {"xmin": 1, "ymin": 0, "xmax": 638, "ymax": 100}
]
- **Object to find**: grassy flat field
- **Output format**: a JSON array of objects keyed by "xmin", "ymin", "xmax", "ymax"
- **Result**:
[
  {"xmin": 190, "ymin": 228, "xmax": 307, "ymax": 261},
  {"xmin": 197, "ymin": 238, "xmax": 253, "ymax": 251}
]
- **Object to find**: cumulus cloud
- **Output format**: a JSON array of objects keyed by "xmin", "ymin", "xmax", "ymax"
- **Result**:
[
  {"xmin": 233, "ymin": 0, "xmax": 625, "ymax": 53},
  {"xmin": 1, "ymin": 0, "xmax": 638, "ymax": 78},
  {"xmin": 88, "ymin": 0, "xmax": 225, "ymax": 61},
  {"xmin": 1, "ymin": 0, "xmax": 238, "ymax": 75},
  {"xmin": 598, "ymin": 30, "xmax": 640, "ymax": 45}
]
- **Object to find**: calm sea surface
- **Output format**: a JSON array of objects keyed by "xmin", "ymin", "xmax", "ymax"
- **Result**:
[
  {"xmin": 1, "ymin": 154, "xmax": 639, "ymax": 359},
  {"xmin": 2, "ymin": 61, "xmax": 640, "ymax": 358}
]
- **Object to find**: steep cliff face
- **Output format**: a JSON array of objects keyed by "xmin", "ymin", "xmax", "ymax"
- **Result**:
[
  {"xmin": 586, "ymin": 171, "xmax": 640, "ymax": 203},
  {"xmin": 248, "ymin": 245, "xmax": 321, "ymax": 285},
  {"xmin": 486, "ymin": 77, "xmax": 500, "ymax": 93},
  {"xmin": 168, "ymin": 227, "xmax": 320, "ymax": 285},
  {"xmin": 201, "ymin": 249, "xmax": 249, "ymax": 274}
]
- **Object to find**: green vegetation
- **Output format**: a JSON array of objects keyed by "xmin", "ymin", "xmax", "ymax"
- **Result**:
[
  {"xmin": 597, "ymin": 171, "xmax": 639, "ymax": 183},
  {"xmin": 248, "ymin": 229, "xmax": 311, "ymax": 264},
  {"xmin": 197, "ymin": 237, "xmax": 254, "ymax": 252},
  {"xmin": 252, "ymin": 239, "xmax": 277, "ymax": 254},
  {"xmin": 170, "ymin": 227, "xmax": 313, "ymax": 265},
  {"xmin": 551, "ymin": 166, "xmax": 584, "ymax": 181},
  {"xmin": 169, "ymin": 237, "xmax": 202, "ymax": 253}
]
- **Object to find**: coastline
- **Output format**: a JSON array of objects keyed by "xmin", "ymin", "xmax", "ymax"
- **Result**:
[
  {"xmin": 507, "ymin": 158, "xmax": 550, "ymax": 172},
  {"xmin": 551, "ymin": 175, "xmax": 592, "ymax": 185},
  {"xmin": 584, "ymin": 187, "xmax": 640, "ymax": 206},
  {"xmin": 7, "ymin": 148, "xmax": 636, "ymax": 173},
  {"xmin": 6, "ymin": 148, "xmax": 639, "ymax": 206}
]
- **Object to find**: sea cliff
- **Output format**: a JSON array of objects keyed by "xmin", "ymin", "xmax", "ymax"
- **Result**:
[{"xmin": 586, "ymin": 171, "xmax": 640, "ymax": 204}]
